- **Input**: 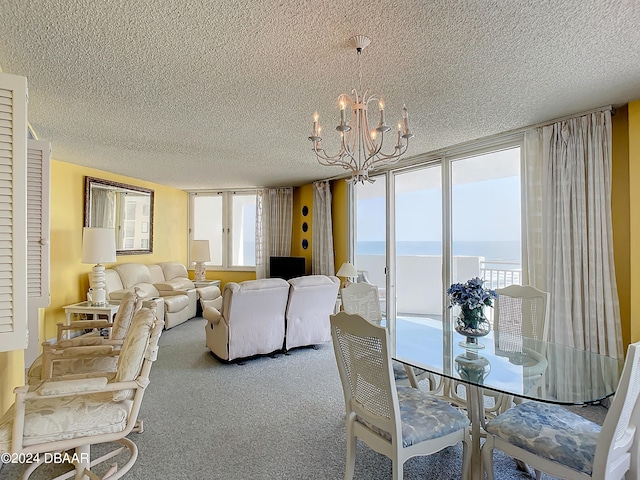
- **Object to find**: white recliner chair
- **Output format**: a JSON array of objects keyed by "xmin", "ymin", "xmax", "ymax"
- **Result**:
[
  {"xmin": 204, "ymin": 278, "xmax": 290, "ymax": 361},
  {"xmin": 284, "ymin": 275, "xmax": 340, "ymax": 350}
]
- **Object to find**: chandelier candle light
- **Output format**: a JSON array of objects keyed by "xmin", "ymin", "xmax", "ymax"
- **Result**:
[{"xmin": 309, "ymin": 35, "xmax": 414, "ymax": 184}]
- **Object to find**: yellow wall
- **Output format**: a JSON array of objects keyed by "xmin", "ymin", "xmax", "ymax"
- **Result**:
[
  {"xmin": 201, "ymin": 270, "xmax": 255, "ymax": 287},
  {"xmin": 629, "ymin": 100, "xmax": 640, "ymax": 343},
  {"xmin": 292, "ymin": 184, "xmax": 314, "ymax": 274},
  {"xmin": 612, "ymin": 105, "xmax": 630, "ymax": 348},
  {"xmin": 45, "ymin": 160, "xmax": 189, "ymax": 340},
  {"xmin": 331, "ymin": 180, "xmax": 349, "ymax": 269}
]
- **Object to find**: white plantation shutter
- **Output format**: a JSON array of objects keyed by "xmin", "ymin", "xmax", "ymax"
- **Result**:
[
  {"xmin": 0, "ymin": 73, "xmax": 28, "ymax": 352},
  {"xmin": 27, "ymin": 139, "xmax": 50, "ymax": 307}
]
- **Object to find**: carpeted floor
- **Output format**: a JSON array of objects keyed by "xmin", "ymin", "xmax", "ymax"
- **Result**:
[{"xmin": 4, "ymin": 317, "xmax": 607, "ymax": 479}]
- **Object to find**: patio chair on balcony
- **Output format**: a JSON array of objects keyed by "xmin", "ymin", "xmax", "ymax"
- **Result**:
[{"xmin": 340, "ymin": 282, "xmax": 433, "ymax": 389}]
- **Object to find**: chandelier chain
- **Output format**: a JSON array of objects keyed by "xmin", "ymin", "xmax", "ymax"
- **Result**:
[{"xmin": 357, "ymin": 49, "xmax": 363, "ymax": 92}]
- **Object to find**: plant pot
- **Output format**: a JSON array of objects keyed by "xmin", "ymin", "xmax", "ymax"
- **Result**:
[{"xmin": 455, "ymin": 307, "xmax": 490, "ymax": 349}]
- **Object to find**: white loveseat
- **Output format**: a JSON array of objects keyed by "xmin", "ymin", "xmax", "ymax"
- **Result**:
[
  {"xmin": 204, "ymin": 275, "xmax": 339, "ymax": 361},
  {"xmin": 103, "ymin": 262, "xmax": 220, "ymax": 329}
]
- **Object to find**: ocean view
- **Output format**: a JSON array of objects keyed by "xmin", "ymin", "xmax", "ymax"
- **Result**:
[{"xmin": 357, "ymin": 240, "xmax": 521, "ymax": 264}]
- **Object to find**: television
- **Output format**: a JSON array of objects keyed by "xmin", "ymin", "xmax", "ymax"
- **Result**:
[{"xmin": 270, "ymin": 256, "xmax": 306, "ymax": 280}]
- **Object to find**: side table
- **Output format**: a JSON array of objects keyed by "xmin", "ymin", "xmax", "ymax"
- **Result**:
[{"xmin": 62, "ymin": 301, "xmax": 120, "ymax": 339}]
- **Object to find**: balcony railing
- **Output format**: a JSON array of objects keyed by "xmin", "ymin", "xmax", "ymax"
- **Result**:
[
  {"xmin": 480, "ymin": 261, "xmax": 522, "ymax": 289},
  {"xmin": 355, "ymin": 254, "xmax": 522, "ymax": 317}
]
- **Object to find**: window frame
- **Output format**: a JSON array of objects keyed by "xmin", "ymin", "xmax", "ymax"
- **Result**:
[
  {"xmin": 188, "ymin": 190, "xmax": 257, "ymax": 271},
  {"xmin": 350, "ymin": 135, "xmax": 525, "ymax": 329}
]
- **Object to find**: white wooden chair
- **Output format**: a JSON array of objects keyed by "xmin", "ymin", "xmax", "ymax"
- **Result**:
[
  {"xmin": 340, "ymin": 282, "xmax": 433, "ymax": 389},
  {"xmin": 0, "ymin": 307, "xmax": 164, "ymax": 480},
  {"xmin": 330, "ymin": 311, "xmax": 471, "ymax": 480},
  {"xmin": 445, "ymin": 284, "xmax": 550, "ymax": 416},
  {"xmin": 27, "ymin": 288, "xmax": 146, "ymax": 382},
  {"xmin": 489, "ymin": 284, "xmax": 550, "ymax": 414},
  {"xmin": 481, "ymin": 340, "xmax": 640, "ymax": 480}
]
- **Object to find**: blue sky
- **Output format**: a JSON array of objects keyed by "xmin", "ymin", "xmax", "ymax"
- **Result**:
[{"xmin": 357, "ymin": 175, "xmax": 521, "ymax": 242}]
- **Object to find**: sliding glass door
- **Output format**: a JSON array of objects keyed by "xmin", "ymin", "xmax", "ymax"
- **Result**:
[
  {"xmin": 352, "ymin": 141, "xmax": 522, "ymax": 330},
  {"xmin": 354, "ymin": 174, "xmax": 387, "ymax": 315},
  {"xmin": 394, "ymin": 165, "xmax": 442, "ymax": 320}
]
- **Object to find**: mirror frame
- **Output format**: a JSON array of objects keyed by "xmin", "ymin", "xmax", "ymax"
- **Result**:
[{"xmin": 84, "ymin": 176, "xmax": 154, "ymax": 256}]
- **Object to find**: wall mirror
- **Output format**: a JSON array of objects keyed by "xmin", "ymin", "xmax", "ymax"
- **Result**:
[{"xmin": 84, "ymin": 176, "xmax": 154, "ymax": 255}]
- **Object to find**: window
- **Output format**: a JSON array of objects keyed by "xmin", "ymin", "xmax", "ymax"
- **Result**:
[
  {"xmin": 353, "ymin": 140, "xmax": 522, "ymax": 328},
  {"xmin": 190, "ymin": 191, "xmax": 256, "ymax": 269}
]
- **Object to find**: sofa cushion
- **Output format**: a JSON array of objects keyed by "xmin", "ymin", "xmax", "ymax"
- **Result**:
[
  {"xmin": 147, "ymin": 264, "xmax": 166, "ymax": 284},
  {"xmin": 156, "ymin": 277, "xmax": 194, "ymax": 292},
  {"xmin": 163, "ymin": 294, "xmax": 190, "ymax": 313},
  {"xmin": 114, "ymin": 263, "xmax": 152, "ymax": 288},
  {"xmin": 159, "ymin": 262, "xmax": 191, "ymax": 282},
  {"xmin": 108, "ymin": 283, "xmax": 159, "ymax": 301}
]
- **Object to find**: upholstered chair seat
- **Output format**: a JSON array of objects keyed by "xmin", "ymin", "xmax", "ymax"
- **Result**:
[
  {"xmin": 0, "ymin": 307, "xmax": 164, "ymax": 480},
  {"xmin": 484, "ymin": 401, "xmax": 599, "ymax": 475}
]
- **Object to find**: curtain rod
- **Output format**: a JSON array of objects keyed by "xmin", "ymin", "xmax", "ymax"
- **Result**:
[{"xmin": 324, "ymin": 104, "xmax": 614, "ymax": 182}]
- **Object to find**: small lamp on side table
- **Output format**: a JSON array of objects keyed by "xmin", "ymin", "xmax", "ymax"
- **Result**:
[
  {"xmin": 336, "ymin": 262, "xmax": 358, "ymax": 289},
  {"xmin": 191, "ymin": 240, "xmax": 211, "ymax": 282},
  {"xmin": 81, "ymin": 227, "xmax": 116, "ymax": 306}
]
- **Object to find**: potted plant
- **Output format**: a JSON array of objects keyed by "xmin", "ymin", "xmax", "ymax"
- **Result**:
[{"xmin": 447, "ymin": 277, "xmax": 497, "ymax": 349}]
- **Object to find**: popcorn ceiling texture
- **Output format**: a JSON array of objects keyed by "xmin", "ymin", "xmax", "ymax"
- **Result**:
[{"xmin": 0, "ymin": 0, "xmax": 639, "ymax": 189}]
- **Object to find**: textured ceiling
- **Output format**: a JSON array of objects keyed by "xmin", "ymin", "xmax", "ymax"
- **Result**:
[{"xmin": 1, "ymin": 0, "xmax": 639, "ymax": 190}]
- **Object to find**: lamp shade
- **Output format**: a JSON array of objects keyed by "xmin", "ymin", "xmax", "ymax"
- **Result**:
[
  {"xmin": 191, "ymin": 240, "xmax": 211, "ymax": 263},
  {"xmin": 336, "ymin": 262, "xmax": 357, "ymax": 278},
  {"xmin": 81, "ymin": 227, "xmax": 116, "ymax": 264}
]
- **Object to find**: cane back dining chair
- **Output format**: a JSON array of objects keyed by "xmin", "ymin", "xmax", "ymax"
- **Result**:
[
  {"xmin": 330, "ymin": 311, "xmax": 471, "ymax": 480},
  {"xmin": 339, "ymin": 282, "xmax": 434, "ymax": 389},
  {"xmin": 0, "ymin": 307, "xmax": 164, "ymax": 480},
  {"xmin": 444, "ymin": 284, "xmax": 550, "ymax": 417},
  {"xmin": 488, "ymin": 284, "xmax": 550, "ymax": 415},
  {"xmin": 482, "ymin": 340, "xmax": 640, "ymax": 480}
]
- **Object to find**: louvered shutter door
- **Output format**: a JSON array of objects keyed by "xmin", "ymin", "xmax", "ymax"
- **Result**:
[
  {"xmin": 27, "ymin": 139, "xmax": 50, "ymax": 307},
  {"xmin": 0, "ymin": 73, "xmax": 28, "ymax": 352}
]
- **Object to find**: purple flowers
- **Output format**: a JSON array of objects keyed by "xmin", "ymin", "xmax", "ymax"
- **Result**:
[{"xmin": 447, "ymin": 277, "xmax": 497, "ymax": 311}]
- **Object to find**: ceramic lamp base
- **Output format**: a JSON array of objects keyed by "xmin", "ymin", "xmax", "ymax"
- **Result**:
[
  {"xmin": 194, "ymin": 262, "xmax": 206, "ymax": 282},
  {"xmin": 88, "ymin": 264, "xmax": 108, "ymax": 305}
]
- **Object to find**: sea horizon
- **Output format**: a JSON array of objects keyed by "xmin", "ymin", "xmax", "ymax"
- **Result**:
[{"xmin": 357, "ymin": 240, "xmax": 521, "ymax": 264}]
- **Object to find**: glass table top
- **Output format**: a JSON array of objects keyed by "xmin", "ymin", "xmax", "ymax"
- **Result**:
[{"xmin": 392, "ymin": 316, "xmax": 623, "ymax": 405}]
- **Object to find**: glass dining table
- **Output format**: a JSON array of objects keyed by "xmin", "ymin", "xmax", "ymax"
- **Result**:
[{"xmin": 391, "ymin": 316, "xmax": 623, "ymax": 480}]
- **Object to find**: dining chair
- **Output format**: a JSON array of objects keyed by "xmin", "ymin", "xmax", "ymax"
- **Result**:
[
  {"xmin": 330, "ymin": 311, "xmax": 471, "ymax": 480},
  {"xmin": 481, "ymin": 340, "xmax": 640, "ymax": 480},
  {"xmin": 339, "ymin": 282, "xmax": 435, "ymax": 389},
  {"xmin": 444, "ymin": 284, "xmax": 550, "ymax": 417},
  {"xmin": 489, "ymin": 284, "xmax": 550, "ymax": 414},
  {"xmin": 27, "ymin": 288, "xmax": 146, "ymax": 382},
  {"xmin": 0, "ymin": 307, "xmax": 164, "ymax": 480}
]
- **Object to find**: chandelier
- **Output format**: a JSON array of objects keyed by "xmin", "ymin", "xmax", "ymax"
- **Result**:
[{"xmin": 309, "ymin": 35, "xmax": 414, "ymax": 184}]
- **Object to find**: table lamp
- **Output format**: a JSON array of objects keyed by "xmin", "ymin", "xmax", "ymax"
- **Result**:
[
  {"xmin": 81, "ymin": 227, "xmax": 116, "ymax": 305},
  {"xmin": 336, "ymin": 261, "xmax": 358, "ymax": 289},
  {"xmin": 191, "ymin": 240, "xmax": 211, "ymax": 282}
]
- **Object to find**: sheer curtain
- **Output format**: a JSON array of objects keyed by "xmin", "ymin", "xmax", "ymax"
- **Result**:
[
  {"xmin": 90, "ymin": 188, "xmax": 116, "ymax": 228},
  {"xmin": 524, "ymin": 110, "xmax": 622, "ymax": 362},
  {"xmin": 312, "ymin": 180, "xmax": 335, "ymax": 275},
  {"xmin": 255, "ymin": 187, "xmax": 293, "ymax": 279}
]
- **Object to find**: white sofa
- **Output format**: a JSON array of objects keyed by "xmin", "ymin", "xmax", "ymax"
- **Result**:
[
  {"xmin": 103, "ymin": 262, "xmax": 221, "ymax": 329},
  {"xmin": 204, "ymin": 275, "xmax": 340, "ymax": 362}
]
